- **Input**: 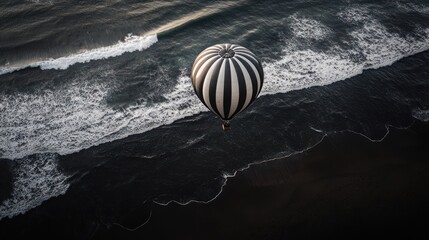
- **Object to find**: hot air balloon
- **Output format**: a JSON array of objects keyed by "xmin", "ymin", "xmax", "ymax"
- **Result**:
[{"xmin": 191, "ymin": 44, "xmax": 264, "ymax": 130}]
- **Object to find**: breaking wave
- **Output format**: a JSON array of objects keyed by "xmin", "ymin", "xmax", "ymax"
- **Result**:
[{"xmin": 0, "ymin": 34, "xmax": 157, "ymax": 75}]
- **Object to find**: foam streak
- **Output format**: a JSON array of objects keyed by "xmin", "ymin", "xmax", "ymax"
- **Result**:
[{"xmin": 0, "ymin": 34, "xmax": 158, "ymax": 75}]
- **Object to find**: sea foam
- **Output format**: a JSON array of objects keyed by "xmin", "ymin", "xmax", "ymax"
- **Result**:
[
  {"xmin": 413, "ymin": 109, "xmax": 429, "ymax": 122},
  {"xmin": 0, "ymin": 68, "xmax": 204, "ymax": 159},
  {"xmin": 261, "ymin": 11, "xmax": 429, "ymax": 95},
  {"xmin": 0, "ymin": 153, "xmax": 69, "ymax": 220},
  {"xmin": 0, "ymin": 34, "xmax": 158, "ymax": 75},
  {"xmin": 288, "ymin": 14, "xmax": 332, "ymax": 40}
]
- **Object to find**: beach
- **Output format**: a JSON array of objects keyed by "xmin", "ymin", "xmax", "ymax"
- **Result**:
[
  {"xmin": 1, "ymin": 120, "xmax": 427, "ymax": 239},
  {"xmin": 104, "ymin": 120, "xmax": 429, "ymax": 240}
]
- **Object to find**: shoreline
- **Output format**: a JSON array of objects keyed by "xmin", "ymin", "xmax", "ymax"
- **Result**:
[
  {"xmin": 152, "ymin": 120, "xmax": 415, "ymax": 207},
  {"xmin": 96, "ymin": 120, "xmax": 429, "ymax": 239}
]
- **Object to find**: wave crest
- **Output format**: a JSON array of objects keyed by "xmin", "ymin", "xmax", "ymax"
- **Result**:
[{"xmin": 0, "ymin": 34, "xmax": 157, "ymax": 75}]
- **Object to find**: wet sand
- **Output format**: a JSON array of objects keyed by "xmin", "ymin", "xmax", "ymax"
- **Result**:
[{"xmin": 96, "ymin": 120, "xmax": 429, "ymax": 239}]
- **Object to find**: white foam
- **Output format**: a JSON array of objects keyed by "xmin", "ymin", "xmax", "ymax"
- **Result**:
[
  {"xmin": 289, "ymin": 14, "xmax": 331, "ymax": 40},
  {"xmin": 261, "ymin": 12, "xmax": 429, "ymax": 95},
  {"xmin": 262, "ymin": 49, "xmax": 362, "ymax": 95},
  {"xmin": 413, "ymin": 109, "xmax": 429, "ymax": 122},
  {"xmin": 352, "ymin": 23, "xmax": 429, "ymax": 68},
  {"xmin": 337, "ymin": 6, "xmax": 372, "ymax": 23},
  {"xmin": 0, "ymin": 68, "xmax": 205, "ymax": 159},
  {"xmin": 395, "ymin": 2, "xmax": 429, "ymax": 15},
  {"xmin": 27, "ymin": 0, "xmax": 54, "ymax": 4},
  {"xmin": 0, "ymin": 34, "xmax": 158, "ymax": 75},
  {"xmin": 0, "ymin": 153, "xmax": 69, "ymax": 220},
  {"xmin": 97, "ymin": 70, "xmax": 207, "ymax": 144}
]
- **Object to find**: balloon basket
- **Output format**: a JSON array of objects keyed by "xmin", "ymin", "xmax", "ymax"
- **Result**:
[{"xmin": 222, "ymin": 121, "xmax": 230, "ymax": 131}]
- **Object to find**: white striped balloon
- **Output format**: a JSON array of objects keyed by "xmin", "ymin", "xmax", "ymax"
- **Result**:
[{"xmin": 191, "ymin": 44, "xmax": 264, "ymax": 124}]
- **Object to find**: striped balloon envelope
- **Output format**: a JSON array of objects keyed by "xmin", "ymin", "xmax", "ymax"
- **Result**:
[{"xmin": 191, "ymin": 44, "xmax": 264, "ymax": 130}]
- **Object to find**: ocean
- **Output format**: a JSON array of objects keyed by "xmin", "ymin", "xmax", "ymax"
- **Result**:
[{"xmin": 1, "ymin": 0, "xmax": 429, "ymax": 238}]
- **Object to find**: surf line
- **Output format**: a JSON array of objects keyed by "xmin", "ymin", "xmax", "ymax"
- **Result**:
[
  {"xmin": 0, "ymin": 34, "xmax": 158, "ymax": 76},
  {"xmin": 0, "ymin": 0, "xmax": 243, "ymax": 76}
]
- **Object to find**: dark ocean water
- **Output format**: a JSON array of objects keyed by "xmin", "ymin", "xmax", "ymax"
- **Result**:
[{"xmin": 1, "ymin": 0, "xmax": 429, "ymax": 232}]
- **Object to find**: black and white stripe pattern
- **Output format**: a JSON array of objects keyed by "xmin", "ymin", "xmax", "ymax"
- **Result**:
[{"xmin": 191, "ymin": 44, "xmax": 264, "ymax": 120}]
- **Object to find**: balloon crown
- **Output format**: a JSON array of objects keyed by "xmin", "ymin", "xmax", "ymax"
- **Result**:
[{"xmin": 218, "ymin": 48, "xmax": 235, "ymax": 58}]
